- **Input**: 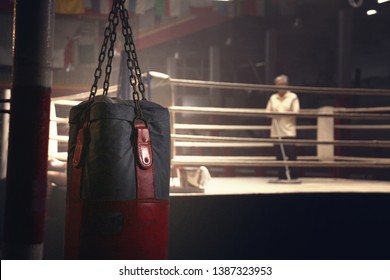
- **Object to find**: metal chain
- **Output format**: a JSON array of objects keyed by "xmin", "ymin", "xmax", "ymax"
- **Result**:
[
  {"xmin": 118, "ymin": 0, "xmax": 146, "ymax": 102},
  {"xmin": 89, "ymin": 1, "xmax": 119, "ymax": 100},
  {"xmin": 89, "ymin": 0, "xmax": 146, "ymax": 117},
  {"xmin": 102, "ymin": 3, "xmax": 119, "ymax": 96}
]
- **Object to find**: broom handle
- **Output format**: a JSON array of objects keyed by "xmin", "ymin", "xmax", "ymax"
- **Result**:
[{"xmin": 274, "ymin": 119, "xmax": 291, "ymax": 181}]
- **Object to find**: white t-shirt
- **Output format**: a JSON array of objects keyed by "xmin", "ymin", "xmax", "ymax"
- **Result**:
[{"xmin": 266, "ymin": 91, "xmax": 300, "ymax": 138}]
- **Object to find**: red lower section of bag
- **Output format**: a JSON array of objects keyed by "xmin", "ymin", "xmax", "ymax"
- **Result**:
[{"xmin": 64, "ymin": 199, "xmax": 169, "ymax": 260}]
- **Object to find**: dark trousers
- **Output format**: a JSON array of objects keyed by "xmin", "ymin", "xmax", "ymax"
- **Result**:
[{"xmin": 273, "ymin": 137, "xmax": 298, "ymax": 180}]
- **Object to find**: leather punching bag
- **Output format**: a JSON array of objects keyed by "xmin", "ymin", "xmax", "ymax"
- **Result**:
[{"xmin": 64, "ymin": 0, "xmax": 170, "ymax": 260}]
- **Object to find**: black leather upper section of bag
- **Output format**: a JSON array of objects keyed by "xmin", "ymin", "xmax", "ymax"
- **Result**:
[{"xmin": 67, "ymin": 95, "xmax": 171, "ymax": 201}]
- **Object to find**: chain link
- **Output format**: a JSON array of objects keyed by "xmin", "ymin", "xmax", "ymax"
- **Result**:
[
  {"xmin": 118, "ymin": 0, "xmax": 146, "ymax": 102},
  {"xmin": 89, "ymin": 0, "xmax": 145, "ymax": 104},
  {"xmin": 102, "ymin": 6, "xmax": 119, "ymax": 96},
  {"xmin": 89, "ymin": 2, "xmax": 118, "ymax": 100}
]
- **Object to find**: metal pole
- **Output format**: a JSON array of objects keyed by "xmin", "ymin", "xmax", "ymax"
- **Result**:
[
  {"xmin": 3, "ymin": 0, "xmax": 54, "ymax": 259},
  {"xmin": 209, "ymin": 45, "xmax": 221, "ymax": 107},
  {"xmin": 338, "ymin": 9, "xmax": 352, "ymax": 88},
  {"xmin": 1, "ymin": 90, "xmax": 11, "ymax": 180},
  {"xmin": 335, "ymin": 8, "xmax": 353, "ymax": 178},
  {"xmin": 265, "ymin": 29, "xmax": 277, "ymax": 85},
  {"xmin": 274, "ymin": 119, "xmax": 291, "ymax": 181},
  {"xmin": 167, "ymin": 56, "xmax": 178, "ymax": 183}
]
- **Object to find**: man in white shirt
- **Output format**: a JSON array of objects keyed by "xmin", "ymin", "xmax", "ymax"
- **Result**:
[{"xmin": 266, "ymin": 74, "xmax": 300, "ymax": 180}]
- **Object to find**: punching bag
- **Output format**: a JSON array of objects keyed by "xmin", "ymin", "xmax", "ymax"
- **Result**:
[{"xmin": 64, "ymin": 0, "xmax": 171, "ymax": 260}]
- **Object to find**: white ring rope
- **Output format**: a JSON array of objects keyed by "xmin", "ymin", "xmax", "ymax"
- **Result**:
[
  {"xmin": 334, "ymin": 106, "xmax": 390, "ymax": 113},
  {"xmin": 169, "ymin": 106, "xmax": 390, "ymax": 120},
  {"xmin": 171, "ymin": 156, "xmax": 390, "ymax": 168},
  {"xmin": 169, "ymin": 78, "xmax": 390, "ymax": 96},
  {"xmin": 172, "ymin": 134, "xmax": 390, "ymax": 147},
  {"xmin": 174, "ymin": 123, "xmax": 390, "ymax": 131}
]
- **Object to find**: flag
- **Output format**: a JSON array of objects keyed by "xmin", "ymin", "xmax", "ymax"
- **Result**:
[
  {"xmin": 155, "ymin": 0, "xmax": 183, "ymax": 17},
  {"xmin": 135, "ymin": 0, "xmax": 156, "ymax": 15},
  {"xmin": 155, "ymin": 0, "xmax": 165, "ymax": 17},
  {"xmin": 188, "ymin": 0, "xmax": 210, "ymax": 7},
  {"xmin": 135, "ymin": 0, "xmax": 146, "ymax": 14},
  {"xmin": 234, "ymin": 0, "xmax": 242, "ymax": 17},
  {"xmin": 84, "ymin": 0, "xmax": 100, "ymax": 14},
  {"xmin": 55, "ymin": 0, "xmax": 84, "ymax": 14},
  {"xmin": 128, "ymin": 0, "xmax": 136, "ymax": 14},
  {"xmin": 218, "ymin": 0, "xmax": 235, "ymax": 18},
  {"xmin": 168, "ymin": 0, "xmax": 180, "ymax": 17}
]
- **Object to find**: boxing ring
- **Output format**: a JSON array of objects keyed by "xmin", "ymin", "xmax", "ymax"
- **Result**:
[
  {"xmin": 151, "ymin": 78, "xmax": 390, "ymax": 259},
  {"xmin": 47, "ymin": 73, "xmax": 390, "ymax": 193},
  {"xmin": 168, "ymin": 79, "xmax": 390, "ymax": 167}
]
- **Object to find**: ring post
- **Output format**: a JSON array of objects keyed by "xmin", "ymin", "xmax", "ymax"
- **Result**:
[{"xmin": 3, "ymin": 0, "xmax": 54, "ymax": 259}]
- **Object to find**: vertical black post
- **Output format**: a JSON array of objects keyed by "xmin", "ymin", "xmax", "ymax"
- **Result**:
[
  {"xmin": 265, "ymin": 29, "xmax": 277, "ymax": 85},
  {"xmin": 337, "ymin": 9, "xmax": 352, "ymax": 89},
  {"xmin": 3, "ymin": 0, "xmax": 54, "ymax": 259},
  {"xmin": 334, "ymin": 8, "xmax": 353, "ymax": 178}
]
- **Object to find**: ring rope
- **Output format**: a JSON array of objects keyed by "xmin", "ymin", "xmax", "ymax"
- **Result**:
[
  {"xmin": 334, "ymin": 106, "xmax": 390, "ymax": 113},
  {"xmin": 335, "ymin": 124, "xmax": 390, "ymax": 130},
  {"xmin": 172, "ymin": 134, "xmax": 390, "ymax": 147},
  {"xmin": 171, "ymin": 156, "xmax": 390, "ymax": 168},
  {"xmin": 169, "ymin": 78, "xmax": 390, "ymax": 96},
  {"xmin": 174, "ymin": 124, "xmax": 316, "ymax": 130},
  {"xmin": 169, "ymin": 106, "xmax": 390, "ymax": 120},
  {"xmin": 175, "ymin": 123, "xmax": 390, "ymax": 131}
]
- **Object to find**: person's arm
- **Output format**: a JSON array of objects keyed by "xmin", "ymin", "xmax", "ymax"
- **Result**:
[
  {"xmin": 265, "ymin": 98, "xmax": 273, "ymax": 119},
  {"xmin": 266, "ymin": 97, "xmax": 273, "ymax": 112},
  {"xmin": 292, "ymin": 97, "xmax": 300, "ymax": 113}
]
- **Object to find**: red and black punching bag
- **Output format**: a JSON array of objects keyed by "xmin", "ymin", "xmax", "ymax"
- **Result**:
[{"xmin": 64, "ymin": 0, "xmax": 170, "ymax": 260}]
